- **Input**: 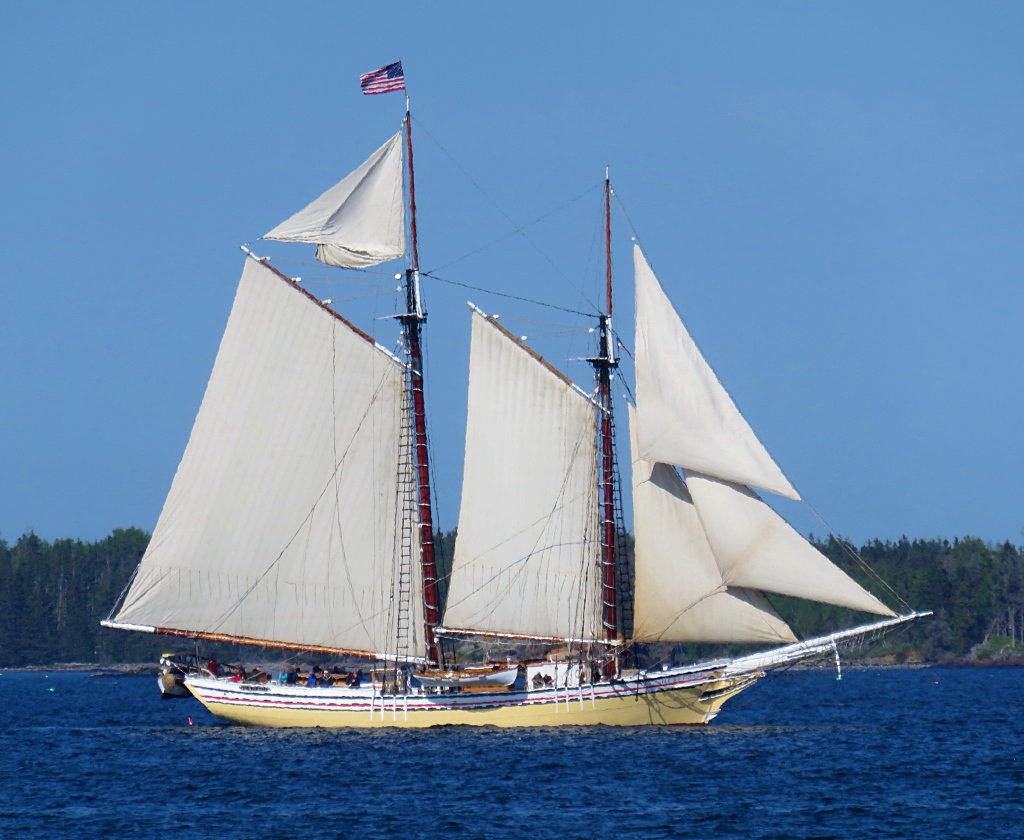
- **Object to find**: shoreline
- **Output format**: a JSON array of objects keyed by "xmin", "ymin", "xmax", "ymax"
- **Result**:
[{"xmin": 3, "ymin": 657, "xmax": 1024, "ymax": 674}]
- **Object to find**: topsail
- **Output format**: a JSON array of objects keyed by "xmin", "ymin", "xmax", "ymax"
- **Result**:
[{"xmin": 264, "ymin": 131, "xmax": 406, "ymax": 269}]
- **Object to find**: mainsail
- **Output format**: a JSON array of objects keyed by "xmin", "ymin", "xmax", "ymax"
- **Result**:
[
  {"xmin": 263, "ymin": 131, "xmax": 406, "ymax": 269},
  {"xmin": 442, "ymin": 307, "xmax": 604, "ymax": 641},
  {"xmin": 628, "ymin": 405, "xmax": 796, "ymax": 644},
  {"xmin": 633, "ymin": 245, "xmax": 799, "ymax": 499},
  {"xmin": 110, "ymin": 258, "xmax": 425, "ymax": 658}
]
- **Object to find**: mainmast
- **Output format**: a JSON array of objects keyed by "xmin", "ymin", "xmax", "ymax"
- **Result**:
[
  {"xmin": 400, "ymin": 98, "xmax": 443, "ymax": 666},
  {"xmin": 592, "ymin": 167, "xmax": 619, "ymax": 650}
]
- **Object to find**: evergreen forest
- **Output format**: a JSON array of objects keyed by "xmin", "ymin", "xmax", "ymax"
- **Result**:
[{"xmin": 1, "ymin": 528, "xmax": 1022, "ymax": 667}]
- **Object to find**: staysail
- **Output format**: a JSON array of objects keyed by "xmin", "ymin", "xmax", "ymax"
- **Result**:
[
  {"xmin": 263, "ymin": 131, "xmax": 406, "ymax": 269},
  {"xmin": 442, "ymin": 307, "xmax": 604, "ymax": 641},
  {"xmin": 628, "ymin": 405, "xmax": 796, "ymax": 644},
  {"xmin": 633, "ymin": 245, "xmax": 799, "ymax": 499},
  {"xmin": 110, "ymin": 258, "xmax": 425, "ymax": 658},
  {"xmin": 684, "ymin": 473, "xmax": 895, "ymax": 616},
  {"xmin": 632, "ymin": 245, "xmax": 893, "ymax": 619}
]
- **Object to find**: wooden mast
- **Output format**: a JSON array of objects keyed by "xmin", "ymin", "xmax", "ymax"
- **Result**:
[
  {"xmin": 597, "ymin": 167, "xmax": 618, "ymax": 648},
  {"xmin": 401, "ymin": 97, "xmax": 442, "ymax": 666}
]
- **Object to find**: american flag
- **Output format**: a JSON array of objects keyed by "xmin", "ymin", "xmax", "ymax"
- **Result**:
[{"xmin": 360, "ymin": 61, "xmax": 406, "ymax": 95}]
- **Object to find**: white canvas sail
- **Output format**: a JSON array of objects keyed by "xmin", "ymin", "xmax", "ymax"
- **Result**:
[
  {"xmin": 633, "ymin": 245, "xmax": 799, "ymax": 499},
  {"xmin": 443, "ymin": 308, "xmax": 603, "ymax": 641},
  {"xmin": 112, "ymin": 258, "xmax": 425, "ymax": 658},
  {"xmin": 685, "ymin": 473, "xmax": 895, "ymax": 616},
  {"xmin": 264, "ymin": 131, "xmax": 406, "ymax": 269},
  {"xmin": 628, "ymin": 405, "xmax": 795, "ymax": 644}
]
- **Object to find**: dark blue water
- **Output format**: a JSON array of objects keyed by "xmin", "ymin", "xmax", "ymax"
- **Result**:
[{"xmin": 0, "ymin": 668, "xmax": 1020, "ymax": 838}]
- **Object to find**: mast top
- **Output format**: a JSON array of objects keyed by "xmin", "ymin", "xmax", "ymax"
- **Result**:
[
  {"xmin": 405, "ymin": 99, "xmax": 420, "ymax": 275},
  {"xmin": 604, "ymin": 166, "xmax": 613, "ymax": 319}
]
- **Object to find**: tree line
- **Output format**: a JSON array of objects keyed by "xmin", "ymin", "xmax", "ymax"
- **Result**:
[
  {"xmin": 781, "ymin": 535, "xmax": 1024, "ymax": 661},
  {"xmin": 0, "ymin": 528, "xmax": 1021, "ymax": 666}
]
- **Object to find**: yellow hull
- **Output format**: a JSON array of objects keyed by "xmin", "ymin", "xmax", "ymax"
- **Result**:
[{"xmin": 186, "ymin": 672, "xmax": 759, "ymax": 728}]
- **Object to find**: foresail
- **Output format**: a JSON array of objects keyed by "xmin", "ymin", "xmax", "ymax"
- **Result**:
[
  {"xmin": 685, "ymin": 473, "xmax": 896, "ymax": 616},
  {"xmin": 633, "ymin": 245, "xmax": 799, "ymax": 499},
  {"xmin": 443, "ymin": 308, "xmax": 603, "ymax": 641},
  {"xmin": 264, "ymin": 131, "xmax": 406, "ymax": 269},
  {"xmin": 113, "ymin": 259, "xmax": 425, "ymax": 658},
  {"xmin": 628, "ymin": 405, "xmax": 795, "ymax": 644}
]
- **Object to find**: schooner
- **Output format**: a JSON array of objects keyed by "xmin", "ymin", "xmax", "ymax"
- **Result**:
[{"xmin": 103, "ymin": 72, "xmax": 927, "ymax": 727}]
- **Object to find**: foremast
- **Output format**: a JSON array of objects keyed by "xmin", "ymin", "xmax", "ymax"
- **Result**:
[{"xmin": 399, "ymin": 100, "xmax": 443, "ymax": 667}]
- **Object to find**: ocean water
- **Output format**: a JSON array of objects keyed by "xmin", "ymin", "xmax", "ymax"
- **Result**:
[{"xmin": 0, "ymin": 667, "xmax": 1020, "ymax": 839}]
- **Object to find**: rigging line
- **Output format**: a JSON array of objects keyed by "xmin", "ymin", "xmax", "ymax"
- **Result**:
[
  {"xmin": 611, "ymin": 189, "xmax": 653, "ymax": 267},
  {"xmin": 328, "ymin": 326, "xmax": 376, "ymax": 642},
  {"xmin": 412, "ymin": 115, "xmax": 602, "ymax": 311},
  {"xmin": 494, "ymin": 316, "xmax": 588, "ymax": 328},
  {"xmin": 424, "ymin": 182, "xmax": 604, "ymax": 273},
  {"xmin": 725, "ymin": 620, "xmax": 917, "ymax": 712},
  {"xmin": 105, "ymin": 562, "xmax": 142, "ymax": 620},
  {"xmin": 802, "ymin": 502, "xmax": 913, "ymax": 613},
  {"xmin": 421, "ymin": 270, "xmax": 596, "ymax": 317},
  {"xmin": 615, "ymin": 372, "xmax": 635, "ymax": 405},
  {"xmin": 413, "ymin": 115, "xmax": 542, "ymax": 230},
  {"xmin": 443, "ymin": 429, "xmax": 596, "ymax": 626},
  {"xmin": 297, "ymin": 279, "xmax": 396, "ymax": 290}
]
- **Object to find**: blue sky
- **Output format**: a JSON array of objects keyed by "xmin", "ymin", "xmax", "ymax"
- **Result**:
[{"xmin": 1, "ymin": 3, "xmax": 1021, "ymax": 545}]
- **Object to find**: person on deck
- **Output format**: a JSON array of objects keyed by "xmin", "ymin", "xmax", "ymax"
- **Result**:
[
  {"xmin": 285, "ymin": 667, "xmax": 298, "ymax": 685},
  {"xmin": 306, "ymin": 668, "xmax": 318, "ymax": 687}
]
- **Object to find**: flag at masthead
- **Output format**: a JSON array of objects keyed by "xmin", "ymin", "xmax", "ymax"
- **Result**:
[{"xmin": 360, "ymin": 61, "xmax": 406, "ymax": 95}]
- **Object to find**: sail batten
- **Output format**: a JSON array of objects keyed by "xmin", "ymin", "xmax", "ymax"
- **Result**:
[
  {"xmin": 264, "ymin": 131, "xmax": 406, "ymax": 269},
  {"xmin": 444, "ymin": 308, "xmax": 603, "ymax": 640},
  {"xmin": 113, "ymin": 259, "xmax": 425, "ymax": 656},
  {"xmin": 633, "ymin": 245, "xmax": 799, "ymax": 499}
]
